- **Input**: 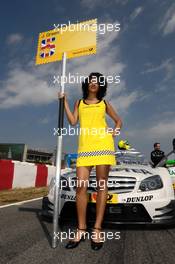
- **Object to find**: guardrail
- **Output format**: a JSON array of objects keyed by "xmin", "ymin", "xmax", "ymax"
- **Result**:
[{"xmin": 0, "ymin": 159, "xmax": 56, "ymax": 190}]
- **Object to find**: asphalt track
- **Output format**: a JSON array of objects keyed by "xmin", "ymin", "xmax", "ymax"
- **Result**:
[{"xmin": 1, "ymin": 200, "xmax": 175, "ymax": 264}]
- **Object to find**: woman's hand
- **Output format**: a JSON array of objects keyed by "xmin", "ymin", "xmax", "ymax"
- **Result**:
[
  {"xmin": 58, "ymin": 91, "xmax": 68, "ymax": 102},
  {"xmin": 57, "ymin": 92, "xmax": 78, "ymax": 125}
]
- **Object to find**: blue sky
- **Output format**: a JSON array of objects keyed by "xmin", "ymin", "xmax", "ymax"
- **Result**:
[{"xmin": 0, "ymin": 0, "xmax": 175, "ymax": 159}]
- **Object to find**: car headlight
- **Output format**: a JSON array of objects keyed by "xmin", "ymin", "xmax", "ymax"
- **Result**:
[{"xmin": 139, "ymin": 175, "xmax": 163, "ymax": 191}]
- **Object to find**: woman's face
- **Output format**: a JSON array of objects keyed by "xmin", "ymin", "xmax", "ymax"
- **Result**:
[{"xmin": 88, "ymin": 78, "xmax": 99, "ymax": 93}]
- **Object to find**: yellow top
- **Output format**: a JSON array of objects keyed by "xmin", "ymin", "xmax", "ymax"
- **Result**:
[{"xmin": 76, "ymin": 99, "xmax": 116, "ymax": 167}]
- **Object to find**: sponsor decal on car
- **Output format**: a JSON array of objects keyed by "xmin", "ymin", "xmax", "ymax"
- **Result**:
[
  {"xmin": 88, "ymin": 192, "xmax": 118, "ymax": 204},
  {"xmin": 168, "ymin": 167, "xmax": 175, "ymax": 176},
  {"xmin": 61, "ymin": 194, "xmax": 76, "ymax": 200},
  {"xmin": 123, "ymin": 195, "xmax": 154, "ymax": 203}
]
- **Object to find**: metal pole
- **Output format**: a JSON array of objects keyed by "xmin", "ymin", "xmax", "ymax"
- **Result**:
[{"xmin": 52, "ymin": 52, "xmax": 67, "ymax": 248}]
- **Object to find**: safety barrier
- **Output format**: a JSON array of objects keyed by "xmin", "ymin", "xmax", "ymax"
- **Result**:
[{"xmin": 0, "ymin": 159, "xmax": 56, "ymax": 190}]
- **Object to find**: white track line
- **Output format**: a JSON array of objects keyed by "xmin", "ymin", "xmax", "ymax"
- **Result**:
[{"xmin": 0, "ymin": 197, "xmax": 43, "ymax": 209}]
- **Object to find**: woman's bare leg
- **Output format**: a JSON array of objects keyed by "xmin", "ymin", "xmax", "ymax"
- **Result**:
[
  {"xmin": 93, "ymin": 164, "xmax": 110, "ymax": 242},
  {"xmin": 72, "ymin": 165, "xmax": 93, "ymax": 241}
]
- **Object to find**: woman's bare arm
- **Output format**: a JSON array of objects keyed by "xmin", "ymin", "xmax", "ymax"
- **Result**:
[
  {"xmin": 105, "ymin": 100, "xmax": 123, "ymax": 136},
  {"xmin": 58, "ymin": 92, "xmax": 79, "ymax": 126}
]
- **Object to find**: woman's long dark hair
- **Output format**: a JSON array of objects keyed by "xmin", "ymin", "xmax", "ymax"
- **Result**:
[{"xmin": 82, "ymin": 72, "xmax": 107, "ymax": 100}]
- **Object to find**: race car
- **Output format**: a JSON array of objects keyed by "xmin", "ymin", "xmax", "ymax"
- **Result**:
[
  {"xmin": 41, "ymin": 139, "xmax": 175, "ymax": 225},
  {"xmin": 166, "ymin": 159, "xmax": 175, "ymax": 190}
]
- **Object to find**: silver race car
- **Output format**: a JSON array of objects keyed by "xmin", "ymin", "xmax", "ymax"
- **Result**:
[{"xmin": 41, "ymin": 139, "xmax": 175, "ymax": 225}]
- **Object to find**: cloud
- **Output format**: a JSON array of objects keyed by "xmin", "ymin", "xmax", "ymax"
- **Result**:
[
  {"xmin": 130, "ymin": 6, "xmax": 144, "ymax": 21},
  {"xmin": 121, "ymin": 5, "xmax": 144, "ymax": 33},
  {"xmin": 65, "ymin": 21, "xmax": 134, "ymax": 111},
  {"xmin": 126, "ymin": 116, "xmax": 175, "ymax": 158},
  {"xmin": 141, "ymin": 58, "xmax": 174, "ymax": 82},
  {"xmin": 159, "ymin": 3, "xmax": 175, "ymax": 35},
  {"xmin": 7, "ymin": 33, "xmax": 23, "ymax": 44},
  {"xmin": 39, "ymin": 117, "xmax": 51, "ymax": 124},
  {"xmin": 0, "ymin": 20, "xmax": 137, "ymax": 114},
  {"xmin": 148, "ymin": 120, "xmax": 175, "ymax": 138},
  {"xmin": 109, "ymin": 91, "xmax": 139, "ymax": 113},
  {"xmin": 0, "ymin": 64, "xmax": 58, "ymax": 108},
  {"xmin": 68, "ymin": 24, "xmax": 123, "ymax": 77},
  {"xmin": 129, "ymin": 118, "xmax": 175, "ymax": 140}
]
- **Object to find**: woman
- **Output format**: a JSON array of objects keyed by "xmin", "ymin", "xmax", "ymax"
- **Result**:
[{"xmin": 58, "ymin": 72, "xmax": 122, "ymax": 250}]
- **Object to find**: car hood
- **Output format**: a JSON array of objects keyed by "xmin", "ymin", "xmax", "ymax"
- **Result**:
[{"xmin": 61, "ymin": 164, "xmax": 167, "ymax": 181}]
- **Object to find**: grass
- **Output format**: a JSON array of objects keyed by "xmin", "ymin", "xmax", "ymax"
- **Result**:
[{"xmin": 0, "ymin": 187, "xmax": 48, "ymax": 206}]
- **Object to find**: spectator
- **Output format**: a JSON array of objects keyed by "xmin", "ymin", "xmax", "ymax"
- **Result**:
[{"xmin": 151, "ymin": 143, "xmax": 165, "ymax": 167}]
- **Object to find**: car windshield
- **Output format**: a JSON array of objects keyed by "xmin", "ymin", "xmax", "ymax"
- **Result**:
[{"xmin": 116, "ymin": 149, "xmax": 149, "ymax": 165}]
